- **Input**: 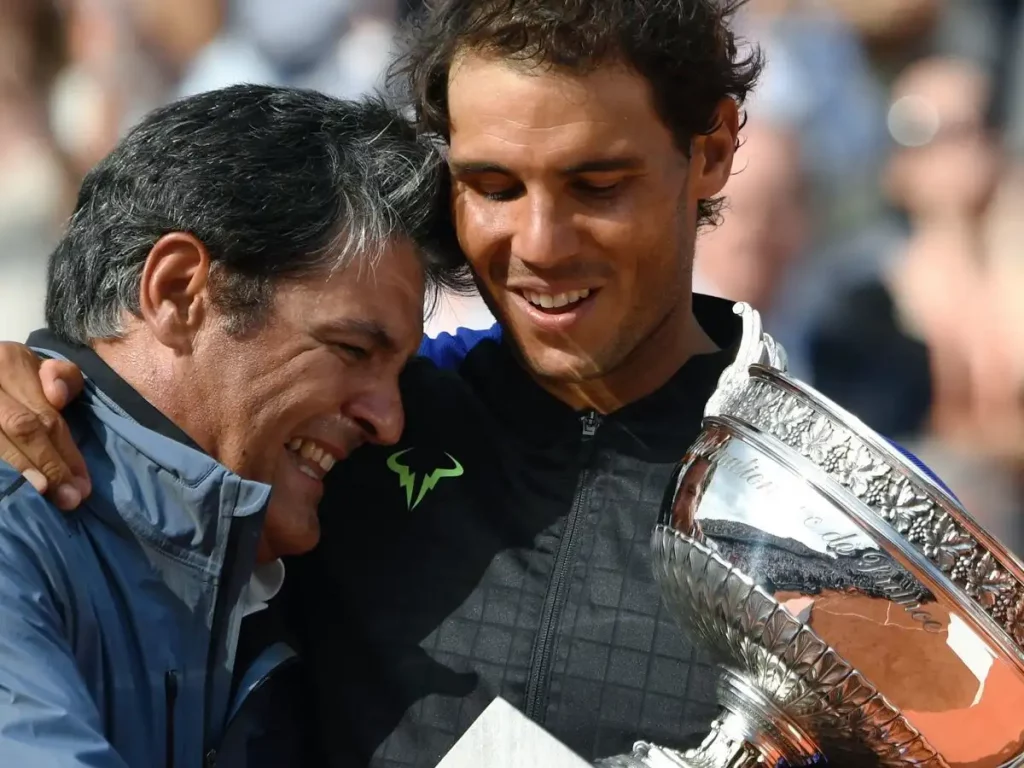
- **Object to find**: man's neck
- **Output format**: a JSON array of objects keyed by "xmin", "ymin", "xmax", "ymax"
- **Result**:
[
  {"xmin": 92, "ymin": 337, "xmax": 216, "ymax": 456},
  {"xmin": 537, "ymin": 297, "xmax": 719, "ymax": 414}
]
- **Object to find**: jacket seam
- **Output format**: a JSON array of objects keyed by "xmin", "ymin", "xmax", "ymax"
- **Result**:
[
  {"xmin": 108, "ymin": 501, "xmax": 221, "ymax": 580},
  {"xmin": 0, "ymin": 476, "xmax": 27, "ymax": 505}
]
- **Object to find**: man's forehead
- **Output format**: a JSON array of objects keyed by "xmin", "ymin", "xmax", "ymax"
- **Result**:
[
  {"xmin": 449, "ymin": 53, "xmax": 654, "ymax": 124},
  {"xmin": 303, "ymin": 246, "xmax": 425, "ymax": 348},
  {"xmin": 447, "ymin": 53, "xmax": 668, "ymax": 164},
  {"xmin": 316, "ymin": 308, "xmax": 423, "ymax": 357}
]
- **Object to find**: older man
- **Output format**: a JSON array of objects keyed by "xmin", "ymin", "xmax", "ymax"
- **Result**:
[{"xmin": 0, "ymin": 84, "xmax": 462, "ymax": 767}]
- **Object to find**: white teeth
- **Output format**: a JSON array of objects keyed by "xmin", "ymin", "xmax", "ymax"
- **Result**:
[
  {"xmin": 298, "ymin": 465, "xmax": 320, "ymax": 480},
  {"xmin": 524, "ymin": 288, "xmax": 591, "ymax": 309},
  {"xmin": 286, "ymin": 437, "xmax": 340, "ymax": 476}
]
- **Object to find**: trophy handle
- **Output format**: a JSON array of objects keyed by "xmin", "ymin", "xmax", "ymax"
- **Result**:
[{"xmin": 704, "ymin": 302, "xmax": 788, "ymax": 420}]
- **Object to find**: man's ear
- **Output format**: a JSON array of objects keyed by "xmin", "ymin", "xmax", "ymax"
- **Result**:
[
  {"xmin": 138, "ymin": 232, "xmax": 212, "ymax": 353},
  {"xmin": 690, "ymin": 98, "xmax": 741, "ymax": 200}
]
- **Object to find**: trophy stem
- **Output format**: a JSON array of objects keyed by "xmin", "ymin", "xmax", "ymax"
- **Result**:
[
  {"xmin": 633, "ymin": 712, "xmax": 769, "ymax": 767},
  {"xmin": 596, "ymin": 670, "xmax": 823, "ymax": 768},
  {"xmin": 624, "ymin": 705, "xmax": 814, "ymax": 768}
]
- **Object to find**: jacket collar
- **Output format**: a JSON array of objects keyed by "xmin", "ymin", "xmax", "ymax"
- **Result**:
[
  {"xmin": 462, "ymin": 294, "xmax": 741, "ymax": 456},
  {"xmin": 26, "ymin": 330, "xmax": 270, "ymax": 565},
  {"xmin": 27, "ymin": 329, "xmax": 204, "ymax": 452}
]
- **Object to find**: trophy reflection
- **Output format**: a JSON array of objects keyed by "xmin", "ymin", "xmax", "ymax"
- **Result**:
[{"xmin": 600, "ymin": 304, "xmax": 1024, "ymax": 768}]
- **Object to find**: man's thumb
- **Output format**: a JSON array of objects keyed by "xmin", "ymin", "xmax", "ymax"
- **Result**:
[{"xmin": 39, "ymin": 358, "xmax": 85, "ymax": 409}]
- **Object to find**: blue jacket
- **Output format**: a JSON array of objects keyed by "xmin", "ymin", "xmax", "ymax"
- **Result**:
[{"xmin": 0, "ymin": 346, "xmax": 287, "ymax": 768}]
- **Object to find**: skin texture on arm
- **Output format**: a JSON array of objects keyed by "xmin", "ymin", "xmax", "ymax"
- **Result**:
[{"xmin": 0, "ymin": 343, "xmax": 88, "ymax": 509}]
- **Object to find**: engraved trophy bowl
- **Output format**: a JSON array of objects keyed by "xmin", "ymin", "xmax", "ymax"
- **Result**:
[{"xmin": 600, "ymin": 304, "xmax": 1024, "ymax": 768}]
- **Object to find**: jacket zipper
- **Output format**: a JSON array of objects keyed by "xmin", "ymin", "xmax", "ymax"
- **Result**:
[
  {"xmin": 165, "ymin": 670, "xmax": 179, "ymax": 768},
  {"xmin": 524, "ymin": 410, "xmax": 602, "ymax": 722},
  {"xmin": 202, "ymin": 518, "xmax": 252, "ymax": 768}
]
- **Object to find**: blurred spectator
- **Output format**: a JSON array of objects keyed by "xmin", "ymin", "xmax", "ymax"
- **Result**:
[
  {"xmin": 48, "ymin": 0, "xmax": 218, "ymax": 178},
  {"xmin": 694, "ymin": 122, "xmax": 808, "ymax": 315},
  {"xmin": 179, "ymin": 0, "xmax": 399, "ymax": 101},
  {"xmin": 0, "ymin": 0, "xmax": 68, "ymax": 344},
  {"xmin": 740, "ymin": 1, "xmax": 889, "ymax": 239},
  {"xmin": 829, "ymin": 0, "xmax": 941, "ymax": 54},
  {"xmin": 0, "ymin": 0, "xmax": 407, "ymax": 343},
  {"xmin": 808, "ymin": 56, "xmax": 1003, "ymax": 441},
  {"xmin": 907, "ymin": 437, "xmax": 1024, "ymax": 556},
  {"xmin": 0, "ymin": 0, "xmax": 68, "ymax": 221}
]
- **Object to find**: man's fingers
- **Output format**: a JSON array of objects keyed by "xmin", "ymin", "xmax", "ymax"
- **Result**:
[
  {"xmin": 0, "ymin": 345, "xmax": 89, "ymax": 508},
  {"xmin": 48, "ymin": 399, "xmax": 91, "ymax": 500},
  {"xmin": 38, "ymin": 359, "xmax": 91, "ymax": 498},
  {"xmin": 39, "ymin": 358, "xmax": 85, "ymax": 409},
  {"xmin": 0, "ymin": 389, "xmax": 83, "ymax": 510},
  {"xmin": 0, "ymin": 342, "xmax": 53, "ymax": 411}
]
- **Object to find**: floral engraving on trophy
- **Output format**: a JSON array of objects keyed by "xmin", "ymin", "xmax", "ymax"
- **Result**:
[
  {"xmin": 876, "ymin": 479, "xmax": 932, "ymax": 536},
  {"xmin": 966, "ymin": 552, "xmax": 1017, "ymax": 621},
  {"xmin": 722, "ymin": 372, "xmax": 1024, "ymax": 647},
  {"xmin": 1007, "ymin": 594, "xmax": 1024, "ymax": 646},
  {"xmin": 920, "ymin": 513, "xmax": 975, "ymax": 573}
]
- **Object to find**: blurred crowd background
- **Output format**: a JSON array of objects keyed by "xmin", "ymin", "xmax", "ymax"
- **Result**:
[{"xmin": 1, "ymin": 0, "xmax": 1023, "ymax": 549}]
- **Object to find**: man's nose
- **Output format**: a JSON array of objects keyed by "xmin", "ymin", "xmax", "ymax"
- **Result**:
[
  {"xmin": 348, "ymin": 382, "xmax": 405, "ymax": 447},
  {"xmin": 511, "ymin": 194, "xmax": 581, "ymax": 268}
]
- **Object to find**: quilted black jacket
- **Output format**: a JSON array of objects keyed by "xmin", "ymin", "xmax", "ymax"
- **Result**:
[{"xmin": 282, "ymin": 295, "xmax": 743, "ymax": 767}]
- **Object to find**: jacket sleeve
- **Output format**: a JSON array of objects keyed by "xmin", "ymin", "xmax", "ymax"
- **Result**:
[{"xmin": 0, "ymin": 476, "xmax": 130, "ymax": 768}]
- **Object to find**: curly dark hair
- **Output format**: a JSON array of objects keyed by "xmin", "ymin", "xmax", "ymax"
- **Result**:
[{"xmin": 389, "ymin": 0, "xmax": 764, "ymax": 228}]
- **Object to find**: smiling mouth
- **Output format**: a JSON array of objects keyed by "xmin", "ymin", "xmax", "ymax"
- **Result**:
[
  {"xmin": 286, "ymin": 437, "xmax": 340, "ymax": 480},
  {"xmin": 519, "ymin": 288, "xmax": 595, "ymax": 314}
]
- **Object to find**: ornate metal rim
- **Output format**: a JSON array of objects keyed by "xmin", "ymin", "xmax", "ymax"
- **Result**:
[
  {"xmin": 652, "ymin": 525, "xmax": 947, "ymax": 767},
  {"xmin": 708, "ymin": 366, "xmax": 1024, "ymax": 669},
  {"xmin": 706, "ymin": 413, "xmax": 1024, "ymax": 679},
  {"xmin": 761, "ymin": 364, "xmax": 1024, "ymax": 587},
  {"xmin": 702, "ymin": 301, "xmax": 1024, "ymax": 665}
]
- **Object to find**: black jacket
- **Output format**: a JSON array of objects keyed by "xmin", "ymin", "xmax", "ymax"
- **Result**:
[{"xmin": 282, "ymin": 295, "xmax": 743, "ymax": 767}]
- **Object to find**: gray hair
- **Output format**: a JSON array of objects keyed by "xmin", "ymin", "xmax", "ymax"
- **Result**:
[{"xmin": 46, "ymin": 85, "xmax": 467, "ymax": 344}]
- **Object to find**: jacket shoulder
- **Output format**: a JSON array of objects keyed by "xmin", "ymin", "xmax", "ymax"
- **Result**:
[
  {"xmin": 0, "ymin": 463, "xmax": 77, "ymax": 599},
  {"xmin": 0, "ymin": 462, "xmax": 64, "ymax": 533},
  {"xmin": 399, "ymin": 333, "xmax": 500, "ymax": 417},
  {"xmin": 0, "ymin": 463, "xmax": 28, "ymax": 506},
  {"xmin": 418, "ymin": 324, "xmax": 503, "ymax": 372},
  {"xmin": 321, "ymin": 334, "xmax": 505, "ymax": 517}
]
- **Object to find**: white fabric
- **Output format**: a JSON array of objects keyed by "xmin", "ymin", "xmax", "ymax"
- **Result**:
[{"xmin": 240, "ymin": 558, "xmax": 286, "ymax": 617}]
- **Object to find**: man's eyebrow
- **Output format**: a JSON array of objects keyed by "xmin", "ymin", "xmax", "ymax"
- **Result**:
[
  {"xmin": 320, "ymin": 318, "xmax": 397, "ymax": 351},
  {"xmin": 448, "ymin": 160, "xmax": 512, "ymax": 175},
  {"xmin": 448, "ymin": 157, "xmax": 645, "ymax": 176},
  {"xmin": 562, "ymin": 157, "xmax": 645, "ymax": 174}
]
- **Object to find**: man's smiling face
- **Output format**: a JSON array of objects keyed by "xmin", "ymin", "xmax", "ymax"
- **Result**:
[
  {"xmin": 194, "ymin": 239, "xmax": 425, "ymax": 560},
  {"xmin": 447, "ymin": 52, "xmax": 723, "ymax": 387}
]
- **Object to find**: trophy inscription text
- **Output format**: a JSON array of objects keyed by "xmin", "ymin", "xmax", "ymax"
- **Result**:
[
  {"xmin": 853, "ymin": 550, "xmax": 944, "ymax": 633},
  {"xmin": 714, "ymin": 451, "xmax": 945, "ymax": 634}
]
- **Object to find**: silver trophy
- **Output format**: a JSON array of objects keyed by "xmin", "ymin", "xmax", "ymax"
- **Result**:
[{"xmin": 601, "ymin": 303, "xmax": 1024, "ymax": 768}]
